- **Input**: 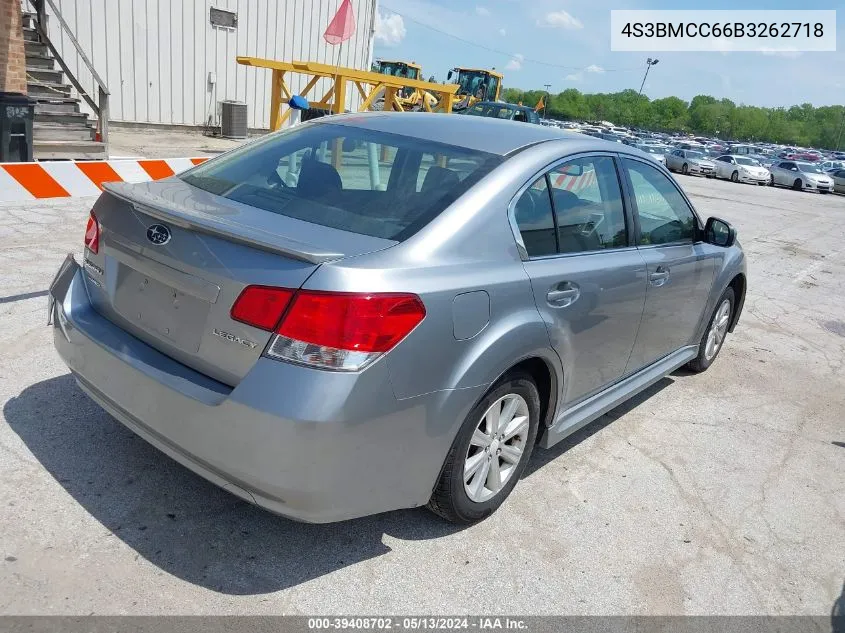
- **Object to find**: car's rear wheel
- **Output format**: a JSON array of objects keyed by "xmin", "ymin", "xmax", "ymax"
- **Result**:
[
  {"xmin": 769, "ymin": 174, "xmax": 775, "ymax": 186},
  {"xmin": 687, "ymin": 287, "xmax": 735, "ymax": 373},
  {"xmin": 682, "ymin": 163, "xmax": 689, "ymax": 175},
  {"xmin": 731, "ymin": 170, "xmax": 739, "ymax": 182},
  {"xmin": 427, "ymin": 373, "xmax": 540, "ymax": 524},
  {"xmin": 793, "ymin": 178, "xmax": 803, "ymax": 190}
]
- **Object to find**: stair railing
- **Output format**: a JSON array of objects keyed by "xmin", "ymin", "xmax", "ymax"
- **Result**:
[{"xmin": 28, "ymin": 0, "xmax": 109, "ymax": 151}]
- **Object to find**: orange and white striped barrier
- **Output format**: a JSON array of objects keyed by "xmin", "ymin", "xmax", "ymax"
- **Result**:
[
  {"xmin": 553, "ymin": 169, "xmax": 596, "ymax": 193},
  {"xmin": 0, "ymin": 157, "xmax": 209, "ymax": 202}
]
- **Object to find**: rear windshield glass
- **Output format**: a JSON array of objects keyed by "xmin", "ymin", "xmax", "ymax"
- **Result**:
[{"xmin": 181, "ymin": 122, "xmax": 502, "ymax": 241}]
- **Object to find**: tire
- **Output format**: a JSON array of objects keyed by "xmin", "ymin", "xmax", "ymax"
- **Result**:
[
  {"xmin": 731, "ymin": 171, "xmax": 739, "ymax": 183},
  {"xmin": 427, "ymin": 373, "xmax": 540, "ymax": 524},
  {"xmin": 793, "ymin": 178, "xmax": 803, "ymax": 191},
  {"xmin": 769, "ymin": 174, "xmax": 775, "ymax": 187},
  {"xmin": 820, "ymin": 190, "xmax": 829, "ymax": 195},
  {"xmin": 682, "ymin": 163, "xmax": 689, "ymax": 175},
  {"xmin": 686, "ymin": 287, "xmax": 735, "ymax": 373}
]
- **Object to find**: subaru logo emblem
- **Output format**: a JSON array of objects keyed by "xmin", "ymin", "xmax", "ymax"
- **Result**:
[{"xmin": 146, "ymin": 224, "xmax": 171, "ymax": 246}]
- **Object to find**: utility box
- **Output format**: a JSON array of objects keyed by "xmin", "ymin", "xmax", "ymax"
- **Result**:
[
  {"xmin": 0, "ymin": 93, "xmax": 35, "ymax": 163},
  {"xmin": 220, "ymin": 100, "xmax": 248, "ymax": 139}
]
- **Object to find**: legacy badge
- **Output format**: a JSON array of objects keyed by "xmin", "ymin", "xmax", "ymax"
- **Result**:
[{"xmin": 212, "ymin": 328, "xmax": 258, "ymax": 349}]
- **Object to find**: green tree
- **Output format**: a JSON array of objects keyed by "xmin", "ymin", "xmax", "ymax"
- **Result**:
[{"xmin": 499, "ymin": 86, "xmax": 843, "ymax": 148}]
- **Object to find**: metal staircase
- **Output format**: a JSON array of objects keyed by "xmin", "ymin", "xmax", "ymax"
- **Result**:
[{"xmin": 21, "ymin": 6, "xmax": 107, "ymax": 159}]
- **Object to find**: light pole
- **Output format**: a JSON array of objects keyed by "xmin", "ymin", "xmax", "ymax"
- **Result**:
[
  {"xmin": 543, "ymin": 83, "xmax": 551, "ymax": 119},
  {"xmin": 638, "ymin": 58, "xmax": 659, "ymax": 95}
]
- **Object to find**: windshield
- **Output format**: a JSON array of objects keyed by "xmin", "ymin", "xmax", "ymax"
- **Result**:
[
  {"xmin": 735, "ymin": 157, "xmax": 759, "ymax": 166},
  {"xmin": 797, "ymin": 162, "xmax": 823, "ymax": 173},
  {"xmin": 640, "ymin": 145, "xmax": 663, "ymax": 154},
  {"xmin": 182, "ymin": 123, "xmax": 502, "ymax": 241},
  {"xmin": 685, "ymin": 151, "xmax": 705, "ymax": 159},
  {"xmin": 376, "ymin": 62, "xmax": 419, "ymax": 80},
  {"xmin": 454, "ymin": 70, "xmax": 498, "ymax": 100}
]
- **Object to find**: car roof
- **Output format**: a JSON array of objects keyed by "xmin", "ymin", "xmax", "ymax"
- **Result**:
[{"xmin": 320, "ymin": 112, "xmax": 593, "ymax": 156}]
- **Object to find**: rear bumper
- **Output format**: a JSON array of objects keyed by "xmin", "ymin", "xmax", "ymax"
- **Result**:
[{"xmin": 49, "ymin": 256, "xmax": 483, "ymax": 522}]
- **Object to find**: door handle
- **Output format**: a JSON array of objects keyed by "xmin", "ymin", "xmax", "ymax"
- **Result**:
[
  {"xmin": 547, "ymin": 283, "xmax": 580, "ymax": 307},
  {"xmin": 649, "ymin": 266, "xmax": 670, "ymax": 287}
]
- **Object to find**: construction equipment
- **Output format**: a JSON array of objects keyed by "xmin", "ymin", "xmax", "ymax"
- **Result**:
[
  {"xmin": 447, "ymin": 67, "xmax": 504, "ymax": 110},
  {"xmin": 237, "ymin": 57, "xmax": 459, "ymax": 130},
  {"xmin": 369, "ymin": 59, "xmax": 435, "ymax": 111}
]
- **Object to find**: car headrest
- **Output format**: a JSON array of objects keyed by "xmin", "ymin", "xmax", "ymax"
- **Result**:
[
  {"xmin": 297, "ymin": 158, "xmax": 342, "ymax": 198},
  {"xmin": 421, "ymin": 166, "xmax": 460, "ymax": 193}
]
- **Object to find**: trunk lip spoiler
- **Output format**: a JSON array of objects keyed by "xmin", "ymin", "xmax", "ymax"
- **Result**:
[{"xmin": 103, "ymin": 182, "xmax": 347, "ymax": 265}]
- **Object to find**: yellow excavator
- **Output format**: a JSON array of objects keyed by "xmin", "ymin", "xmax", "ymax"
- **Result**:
[
  {"xmin": 447, "ymin": 67, "xmax": 504, "ymax": 110},
  {"xmin": 370, "ymin": 59, "xmax": 436, "ymax": 110},
  {"xmin": 369, "ymin": 60, "xmax": 504, "ymax": 113}
]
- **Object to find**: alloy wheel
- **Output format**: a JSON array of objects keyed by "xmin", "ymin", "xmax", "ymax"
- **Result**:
[
  {"xmin": 704, "ymin": 299, "xmax": 731, "ymax": 361},
  {"xmin": 463, "ymin": 394, "xmax": 530, "ymax": 503}
]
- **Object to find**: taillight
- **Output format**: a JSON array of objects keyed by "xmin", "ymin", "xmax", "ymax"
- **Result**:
[
  {"xmin": 231, "ymin": 285, "xmax": 295, "ymax": 331},
  {"xmin": 268, "ymin": 291, "xmax": 426, "ymax": 371},
  {"xmin": 84, "ymin": 211, "xmax": 99, "ymax": 254}
]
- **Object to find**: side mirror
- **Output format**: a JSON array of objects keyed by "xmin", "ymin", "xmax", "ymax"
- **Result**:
[
  {"xmin": 447, "ymin": 70, "xmax": 453, "ymax": 81},
  {"xmin": 705, "ymin": 217, "xmax": 736, "ymax": 248}
]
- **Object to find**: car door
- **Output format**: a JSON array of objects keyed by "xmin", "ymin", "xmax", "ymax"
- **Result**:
[
  {"xmin": 511, "ymin": 154, "xmax": 647, "ymax": 405},
  {"xmin": 715, "ymin": 156, "xmax": 733, "ymax": 178},
  {"xmin": 666, "ymin": 150, "xmax": 681, "ymax": 171},
  {"xmin": 774, "ymin": 161, "xmax": 794, "ymax": 185},
  {"xmin": 619, "ymin": 157, "xmax": 718, "ymax": 372}
]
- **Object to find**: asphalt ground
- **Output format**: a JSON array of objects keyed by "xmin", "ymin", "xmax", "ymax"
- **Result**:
[{"xmin": 0, "ymin": 173, "xmax": 843, "ymax": 615}]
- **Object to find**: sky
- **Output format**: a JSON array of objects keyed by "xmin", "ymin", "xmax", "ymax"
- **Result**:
[{"xmin": 371, "ymin": 0, "xmax": 845, "ymax": 108}]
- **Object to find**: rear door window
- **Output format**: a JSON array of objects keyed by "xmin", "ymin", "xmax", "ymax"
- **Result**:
[
  {"xmin": 182, "ymin": 123, "xmax": 501, "ymax": 241},
  {"xmin": 548, "ymin": 157, "xmax": 627, "ymax": 253},
  {"xmin": 513, "ymin": 177, "xmax": 557, "ymax": 257}
]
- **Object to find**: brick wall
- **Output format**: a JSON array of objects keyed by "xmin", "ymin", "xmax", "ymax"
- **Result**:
[{"xmin": 0, "ymin": 0, "xmax": 28, "ymax": 94}]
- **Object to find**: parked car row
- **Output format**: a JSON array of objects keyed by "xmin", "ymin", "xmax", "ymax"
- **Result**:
[{"xmin": 526, "ymin": 117, "xmax": 844, "ymax": 195}]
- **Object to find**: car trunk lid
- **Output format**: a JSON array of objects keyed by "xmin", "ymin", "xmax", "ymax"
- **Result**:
[{"xmin": 84, "ymin": 178, "xmax": 395, "ymax": 386}]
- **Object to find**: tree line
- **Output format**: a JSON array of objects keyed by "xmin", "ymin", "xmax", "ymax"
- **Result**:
[{"xmin": 502, "ymin": 87, "xmax": 845, "ymax": 150}]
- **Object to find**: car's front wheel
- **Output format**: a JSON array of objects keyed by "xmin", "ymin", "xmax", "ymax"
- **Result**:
[
  {"xmin": 731, "ymin": 170, "xmax": 739, "ymax": 182},
  {"xmin": 427, "ymin": 373, "xmax": 540, "ymax": 523},
  {"xmin": 682, "ymin": 163, "xmax": 689, "ymax": 175},
  {"xmin": 687, "ymin": 287, "xmax": 735, "ymax": 373}
]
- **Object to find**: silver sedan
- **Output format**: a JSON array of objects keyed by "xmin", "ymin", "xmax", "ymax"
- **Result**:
[
  {"xmin": 769, "ymin": 160, "xmax": 835, "ymax": 193},
  {"xmin": 831, "ymin": 168, "xmax": 845, "ymax": 194},
  {"xmin": 713, "ymin": 155, "xmax": 770, "ymax": 185},
  {"xmin": 47, "ymin": 113, "xmax": 747, "ymax": 524},
  {"xmin": 666, "ymin": 149, "xmax": 716, "ymax": 177}
]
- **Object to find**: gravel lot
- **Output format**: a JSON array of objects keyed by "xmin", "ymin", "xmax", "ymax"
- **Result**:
[{"xmin": 0, "ymin": 174, "xmax": 843, "ymax": 615}]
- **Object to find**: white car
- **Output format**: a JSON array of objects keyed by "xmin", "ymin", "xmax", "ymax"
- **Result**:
[
  {"xmin": 820, "ymin": 160, "xmax": 845, "ymax": 172},
  {"xmin": 769, "ymin": 160, "xmax": 834, "ymax": 193},
  {"xmin": 713, "ymin": 155, "xmax": 770, "ymax": 185}
]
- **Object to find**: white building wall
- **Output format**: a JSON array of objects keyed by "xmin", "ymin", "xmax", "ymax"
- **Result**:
[{"xmin": 40, "ymin": 0, "xmax": 376, "ymax": 128}]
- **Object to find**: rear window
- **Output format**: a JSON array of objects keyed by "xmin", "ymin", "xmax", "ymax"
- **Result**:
[{"xmin": 181, "ymin": 122, "xmax": 502, "ymax": 241}]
